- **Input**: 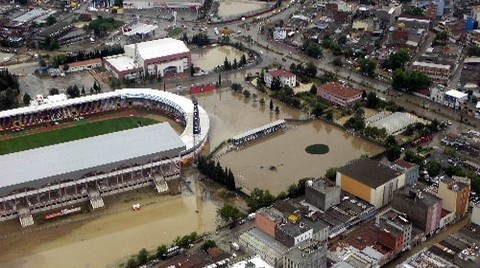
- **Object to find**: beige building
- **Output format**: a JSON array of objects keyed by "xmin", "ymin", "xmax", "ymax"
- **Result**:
[
  {"xmin": 437, "ymin": 176, "xmax": 470, "ymax": 217},
  {"xmin": 336, "ymin": 158, "xmax": 405, "ymax": 209}
]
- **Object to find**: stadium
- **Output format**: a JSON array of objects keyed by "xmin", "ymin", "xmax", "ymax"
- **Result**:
[{"xmin": 0, "ymin": 88, "xmax": 209, "ymax": 227}]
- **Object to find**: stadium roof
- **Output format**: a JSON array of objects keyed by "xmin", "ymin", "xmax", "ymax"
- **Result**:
[
  {"xmin": 125, "ymin": 38, "xmax": 189, "ymax": 61},
  {"xmin": 0, "ymin": 88, "xmax": 209, "ymax": 152},
  {"xmin": 367, "ymin": 112, "xmax": 420, "ymax": 135},
  {"xmin": 0, "ymin": 123, "xmax": 185, "ymax": 193},
  {"xmin": 338, "ymin": 158, "xmax": 400, "ymax": 188},
  {"xmin": 230, "ymin": 120, "xmax": 285, "ymax": 141}
]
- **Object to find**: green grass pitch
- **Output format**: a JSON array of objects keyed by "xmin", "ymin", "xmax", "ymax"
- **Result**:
[{"xmin": 0, "ymin": 117, "xmax": 159, "ymax": 155}]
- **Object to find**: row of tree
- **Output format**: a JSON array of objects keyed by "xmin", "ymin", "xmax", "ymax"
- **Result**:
[
  {"xmin": 49, "ymin": 46, "xmax": 124, "ymax": 67},
  {"xmin": 197, "ymin": 156, "xmax": 236, "ymax": 191},
  {"xmin": 0, "ymin": 69, "xmax": 20, "ymax": 111},
  {"xmin": 223, "ymin": 55, "xmax": 248, "ymax": 71}
]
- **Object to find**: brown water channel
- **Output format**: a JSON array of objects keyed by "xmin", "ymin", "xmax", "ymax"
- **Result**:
[{"xmin": 192, "ymin": 45, "xmax": 246, "ymax": 72}]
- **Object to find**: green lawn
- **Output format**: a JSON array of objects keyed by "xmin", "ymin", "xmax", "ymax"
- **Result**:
[{"xmin": 0, "ymin": 117, "xmax": 159, "ymax": 155}]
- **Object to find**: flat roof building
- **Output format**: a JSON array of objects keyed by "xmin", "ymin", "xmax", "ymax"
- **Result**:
[
  {"xmin": 275, "ymin": 222, "xmax": 313, "ymax": 248},
  {"xmin": 437, "ymin": 176, "xmax": 470, "ymax": 217},
  {"xmin": 238, "ymin": 228, "xmax": 288, "ymax": 267},
  {"xmin": 305, "ymin": 178, "xmax": 340, "ymax": 211},
  {"xmin": 104, "ymin": 38, "xmax": 191, "ymax": 81},
  {"xmin": 283, "ymin": 240, "xmax": 327, "ymax": 268},
  {"xmin": 255, "ymin": 207, "xmax": 284, "ymax": 238},
  {"xmin": 392, "ymin": 186, "xmax": 442, "ymax": 236},
  {"xmin": 336, "ymin": 158, "xmax": 405, "ymax": 208}
]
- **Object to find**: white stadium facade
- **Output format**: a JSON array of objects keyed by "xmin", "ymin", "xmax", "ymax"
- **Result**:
[
  {"xmin": 103, "ymin": 38, "xmax": 191, "ymax": 81},
  {"xmin": 0, "ymin": 88, "xmax": 209, "ymax": 226}
]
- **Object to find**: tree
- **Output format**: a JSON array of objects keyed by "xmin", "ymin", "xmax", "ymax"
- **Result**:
[
  {"xmin": 311, "ymin": 103, "xmax": 324, "ymax": 117},
  {"xmin": 190, "ymin": 64, "xmax": 195, "ymax": 76},
  {"xmin": 382, "ymin": 48, "xmax": 409, "ymax": 71},
  {"xmin": 269, "ymin": 99, "xmax": 274, "ymax": 111},
  {"xmin": 242, "ymin": 89, "xmax": 251, "ymax": 98},
  {"xmin": 305, "ymin": 43, "xmax": 323, "ymax": 59},
  {"xmin": 332, "ymin": 58, "xmax": 343, "ymax": 67},
  {"xmin": 156, "ymin": 244, "xmax": 167, "ymax": 257},
  {"xmin": 81, "ymin": 86, "xmax": 86, "ymax": 96},
  {"xmin": 49, "ymin": 88, "xmax": 59, "ymax": 95},
  {"xmin": 201, "ymin": 240, "xmax": 217, "ymax": 251},
  {"xmin": 270, "ymin": 77, "xmax": 281, "ymax": 90},
  {"xmin": 309, "ymin": 84, "xmax": 317, "ymax": 95},
  {"xmin": 231, "ymin": 83, "xmax": 243, "ymax": 92},
  {"xmin": 23, "ymin": 93, "xmax": 31, "ymax": 105},
  {"xmin": 39, "ymin": 58, "xmax": 46, "ymax": 67},
  {"xmin": 392, "ymin": 69, "xmax": 432, "ymax": 92},
  {"xmin": 366, "ymin": 91, "xmax": 380, "ymax": 109},
  {"xmin": 114, "ymin": 0, "xmax": 123, "ymax": 6},
  {"xmin": 386, "ymin": 146, "xmax": 401, "ymax": 162},
  {"xmin": 305, "ymin": 61, "xmax": 318, "ymax": 77},
  {"xmin": 287, "ymin": 178, "xmax": 310, "ymax": 198},
  {"xmin": 247, "ymin": 188, "xmax": 275, "ymax": 212},
  {"xmin": 385, "ymin": 135, "xmax": 397, "ymax": 147},
  {"xmin": 426, "ymin": 161, "xmax": 442, "ymax": 177},
  {"xmin": 404, "ymin": 7, "xmax": 423, "ymax": 16},
  {"xmin": 259, "ymin": 98, "xmax": 265, "ymax": 106},
  {"xmin": 467, "ymin": 46, "xmax": 480, "ymax": 57},
  {"xmin": 275, "ymin": 106, "xmax": 280, "ymax": 114},
  {"xmin": 289, "ymin": 63, "xmax": 296, "ymax": 73},
  {"xmin": 137, "ymin": 248, "xmax": 149, "ymax": 265},
  {"xmin": 66, "ymin": 85, "xmax": 80, "ymax": 98},
  {"xmin": 63, "ymin": 64, "xmax": 70, "ymax": 72},
  {"xmin": 325, "ymin": 167, "xmax": 337, "ymax": 180},
  {"xmin": 217, "ymin": 203, "xmax": 241, "ymax": 223},
  {"xmin": 359, "ymin": 58, "xmax": 376, "ymax": 77},
  {"xmin": 126, "ymin": 257, "xmax": 138, "ymax": 268},
  {"xmin": 46, "ymin": 15, "xmax": 56, "ymax": 26},
  {"xmin": 344, "ymin": 108, "xmax": 365, "ymax": 130}
]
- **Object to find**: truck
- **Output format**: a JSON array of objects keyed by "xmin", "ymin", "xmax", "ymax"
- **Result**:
[
  {"xmin": 231, "ymin": 242, "xmax": 240, "ymax": 251},
  {"xmin": 247, "ymin": 213, "xmax": 256, "ymax": 220}
]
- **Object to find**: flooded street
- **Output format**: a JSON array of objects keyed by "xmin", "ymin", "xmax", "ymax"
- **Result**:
[
  {"xmin": 192, "ymin": 45, "xmax": 246, "ymax": 71},
  {"xmin": 217, "ymin": 0, "xmax": 267, "ymax": 17},
  {"xmin": 0, "ymin": 180, "xmax": 217, "ymax": 268}
]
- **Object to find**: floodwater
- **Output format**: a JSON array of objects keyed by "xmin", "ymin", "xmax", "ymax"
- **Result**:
[
  {"xmin": 217, "ymin": 0, "xmax": 267, "ymax": 18},
  {"xmin": 192, "ymin": 45, "xmax": 246, "ymax": 71},
  {"xmin": 0, "ymin": 179, "xmax": 218, "ymax": 268},
  {"xmin": 196, "ymin": 89, "xmax": 383, "ymax": 195}
]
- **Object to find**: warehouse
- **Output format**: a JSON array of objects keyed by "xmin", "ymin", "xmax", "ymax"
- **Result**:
[{"xmin": 103, "ymin": 38, "xmax": 191, "ymax": 81}]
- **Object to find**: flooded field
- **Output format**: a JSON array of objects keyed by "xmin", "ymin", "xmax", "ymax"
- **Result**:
[
  {"xmin": 192, "ymin": 45, "xmax": 246, "ymax": 71},
  {"xmin": 219, "ymin": 122, "xmax": 383, "ymax": 195},
  {"xmin": 217, "ymin": 0, "xmax": 267, "ymax": 18},
  {"xmin": 0, "ymin": 180, "xmax": 218, "ymax": 268}
]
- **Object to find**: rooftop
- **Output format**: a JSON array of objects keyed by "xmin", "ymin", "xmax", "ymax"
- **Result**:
[
  {"xmin": 318, "ymin": 82, "xmax": 362, "ymax": 99},
  {"xmin": 256, "ymin": 207, "xmax": 284, "ymax": 223},
  {"xmin": 393, "ymin": 159, "xmax": 416, "ymax": 170},
  {"xmin": 284, "ymin": 240, "xmax": 326, "ymax": 262},
  {"xmin": 103, "ymin": 54, "xmax": 136, "ymax": 72},
  {"xmin": 67, "ymin": 58, "xmax": 102, "ymax": 68},
  {"xmin": 308, "ymin": 178, "xmax": 339, "ymax": 194},
  {"xmin": 445, "ymin": 89, "xmax": 468, "ymax": 99},
  {"xmin": 125, "ymin": 38, "xmax": 189, "ymax": 60},
  {"xmin": 277, "ymin": 222, "xmax": 311, "ymax": 237},
  {"xmin": 230, "ymin": 256, "xmax": 273, "ymax": 268},
  {"xmin": 413, "ymin": 61, "xmax": 451, "ymax": 70},
  {"xmin": 268, "ymin": 69, "xmax": 295, "ymax": 78},
  {"xmin": 394, "ymin": 186, "xmax": 442, "ymax": 207},
  {"xmin": 337, "ymin": 158, "xmax": 400, "ymax": 188},
  {"xmin": 0, "ymin": 123, "xmax": 186, "ymax": 195}
]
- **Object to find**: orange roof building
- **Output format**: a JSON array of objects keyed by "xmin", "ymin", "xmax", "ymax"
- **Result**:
[{"xmin": 316, "ymin": 82, "xmax": 362, "ymax": 107}]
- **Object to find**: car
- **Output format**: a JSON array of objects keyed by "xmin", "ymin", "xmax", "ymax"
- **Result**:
[{"xmin": 282, "ymin": 58, "xmax": 287, "ymax": 62}]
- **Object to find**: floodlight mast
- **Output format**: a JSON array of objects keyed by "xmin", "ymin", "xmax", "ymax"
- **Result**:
[{"xmin": 191, "ymin": 96, "xmax": 200, "ymax": 166}]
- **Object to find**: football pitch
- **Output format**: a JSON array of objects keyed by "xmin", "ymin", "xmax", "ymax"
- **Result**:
[{"xmin": 0, "ymin": 117, "xmax": 159, "ymax": 155}]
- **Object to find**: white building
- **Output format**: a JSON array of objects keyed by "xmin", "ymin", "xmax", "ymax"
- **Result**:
[
  {"xmin": 65, "ymin": 58, "xmax": 102, "ymax": 73},
  {"xmin": 273, "ymin": 27, "xmax": 287, "ymax": 40},
  {"xmin": 264, "ymin": 69, "xmax": 297, "ymax": 88},
  {"xmin": 103, "ymin": 38, "xmax": 191, "ymax": 81},
  {"xmin": 444, "ymin": 89, "xmax": 468, "ymax": 109}
]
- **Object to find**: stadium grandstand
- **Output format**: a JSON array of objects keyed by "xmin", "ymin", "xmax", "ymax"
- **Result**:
[{"xmin": 0, "ymin": 88, "xmax": 209, "ymax": 226}]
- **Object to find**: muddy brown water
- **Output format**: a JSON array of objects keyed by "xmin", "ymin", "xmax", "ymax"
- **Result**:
[
  {"xmin": 0, "ymin": 89, "xmax": 382, "ymax": 266},
  {"xmin": 217, "ymin": 0, "xmax": 267, "ymax": 17},
  {"xmin": 192, "ymin": 45, "xmax": 246, "ymax": 72}
]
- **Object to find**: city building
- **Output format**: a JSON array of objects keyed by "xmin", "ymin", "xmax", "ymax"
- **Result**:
[
  {"xmin": 65, "ymin": 58, "xmax": 102, "ymax": 73},
  {"xmin": 303, "ymin": 219, "xmax": 330, "ymax": 242},
  {"xmin": 336, "ymin": 158, "xmax": 405, "ymax": 208},
  {"xmin": 282, "ymin": 240, "xmax": 327, "ymax": 268},
  {"xmin": 393, "ymin": 159, "xmax": 419, "ymax": 186},
  {"xmin": 103, "ymin": 38, "xmax": 191, "ymax": 81},
  {"xmin": 305, "ymin": 178, "xmax": 340, "ymax": 211},
  {"xmin": 443, "ymin": 89, "xmax": 468, "ymax": 109},
  {"xmin": 437, "ymin": 176, "xmax": 470, "ymax": 217},
  {"xmin": 264, "ymin": 69, "xmax": 297, "ymax": 89},
  {"xmin": 275, "ymin": 222, "xmax": 313, "ymax": 248},
  {"xmin": 238, "ymin": 228, "xmax": 288, "ymax": 267},
  {"xmin": 471, "ymin": 204, "xmax": 480, "ymax": 225},
  {"xmin": 375, "ymin": 208, "xmax": 412, "ymax": 253},
  {"xmin": 273, "ymin": 27, "xmax": 287, "ymax": 40},
  {"xmin": 230, "ymin": 256, "xmax": 273, "ymax": 268},
  {"xmin": 34, "ymin": 21, "xmax": 74, "ymax": 47},
  {"xmin": 316, "ymin": 82, "xmax": 363, "ymax": 107},
  {"xmin": 412, "ymin": 61, "xmax": 451, "ymax": 84},
  {"xmin": 392, "ymin": 186, "xmax": 442, "ymax": 236},
  {"xmin": 255, "ymin": 207, "xmax": 284, "ymax": 238}
]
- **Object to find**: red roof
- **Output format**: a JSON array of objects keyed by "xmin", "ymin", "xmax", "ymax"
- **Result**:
[
  {"xmin": 206, "ymin": 247, "xmax": 223, "ymax": 258},
  {"xmin": 67, "ymin": 58, "xmax": 102, "ymax": 68},
  {"xmin": 318, "ymin": 82, "xmax": 362, "ymax": 99},
  {"xmin": 394, "ymin": 159, "xmax": 414, "ymax": 169},
  {"xmin": 268, "ymin": 69, "xmax": 295, "ymax": 78}
]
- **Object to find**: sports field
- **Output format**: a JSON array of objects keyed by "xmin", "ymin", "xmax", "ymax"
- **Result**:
[{"xmin": 0, "ymin": 117, "xmax": 159, "ymax": 155}]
